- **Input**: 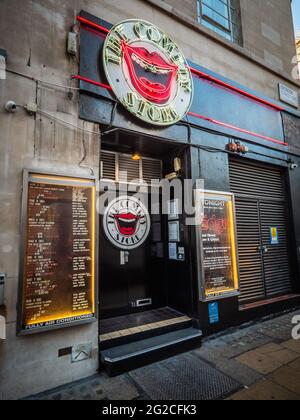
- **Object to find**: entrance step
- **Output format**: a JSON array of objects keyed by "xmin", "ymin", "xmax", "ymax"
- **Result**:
[
  {"xmin": 100, "ymin": 327, "xmax": 202, "ymax": 377},
  {"xmin": 100, "ymin": 307, "xmax": 193, "ymax": 350}
]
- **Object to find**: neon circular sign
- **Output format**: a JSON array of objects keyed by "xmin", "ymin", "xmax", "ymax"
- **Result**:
[
  {"xmin": 103, "ymin": 19, "xmax": 193, "ymax": 126},
  {"xmin": 103, "ymin": 196, "xmax": 151, "ymax": 250}
]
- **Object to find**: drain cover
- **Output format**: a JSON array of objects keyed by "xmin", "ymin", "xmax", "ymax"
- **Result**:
[{"xmin": 130, "ymin": 353, "xmax": 241, "ymax": 400}]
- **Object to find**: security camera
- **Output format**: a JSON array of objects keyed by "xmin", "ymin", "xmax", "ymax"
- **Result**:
[
  {"xmin": 290, "ymin": 163, "xmax": 298, "ymax": 170},
  {"xmin": 5, "ymin": 101, "xmax": 17, "ymax": 113}
]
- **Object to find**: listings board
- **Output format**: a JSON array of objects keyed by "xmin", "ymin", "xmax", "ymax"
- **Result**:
[
  {"xmin": 198, "ymin": 191, "xmax": 239, "ymax": 301},
  {"xmin": 18, "ymin": 172, "xmax": 96, "ymax": 334}
]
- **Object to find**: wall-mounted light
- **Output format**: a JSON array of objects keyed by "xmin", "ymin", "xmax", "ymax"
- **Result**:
[
  {"xmin": 226, "ymin": 139, "xmax": 249, "ymax": 155},
  {"xmin": 132, "ymin": 152, "xmax": 141, "ymax": 161}
]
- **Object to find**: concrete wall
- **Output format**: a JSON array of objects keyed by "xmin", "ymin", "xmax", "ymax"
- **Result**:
[{"xmin": 0, "ymin": 0, "xmax": 299, "ymax": 400}]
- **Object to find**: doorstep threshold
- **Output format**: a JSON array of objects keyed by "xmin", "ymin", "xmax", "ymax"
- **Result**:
[{"xmin": 101, "ymin": 327, "xmax": 202, "ymax": 363}]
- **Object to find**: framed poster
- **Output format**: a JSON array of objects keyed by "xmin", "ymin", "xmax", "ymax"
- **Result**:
[
  {"xmin": 18, "ymin": 171, "xmax": 97, "ymax": 335},
  {"xmin": 197, "ymin": 191, "xmax": 240, "ymax": 302}
]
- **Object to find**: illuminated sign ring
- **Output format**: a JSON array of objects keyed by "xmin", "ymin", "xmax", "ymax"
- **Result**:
[{"xmin": 103, "ymin": 19, "xmax": 194, "ymax": 126}]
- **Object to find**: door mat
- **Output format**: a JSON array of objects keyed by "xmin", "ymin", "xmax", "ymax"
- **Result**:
[{"xmin": 130, "ymin": 353, "xmax": 241, "ymax": 400}]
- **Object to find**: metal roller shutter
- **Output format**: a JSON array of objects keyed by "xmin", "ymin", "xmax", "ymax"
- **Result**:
[
  {"xmin": 229, "ymin": 158, "xmax": 292, "ymax": 304},
  {"xmin": 235, "ymin": 198, "xmax": 265, "ymax": 303}
]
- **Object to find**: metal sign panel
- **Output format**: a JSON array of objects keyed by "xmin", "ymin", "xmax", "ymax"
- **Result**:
[{"xmin": 279, "ymin": 83, "xmax": 299, "ymax": 108}]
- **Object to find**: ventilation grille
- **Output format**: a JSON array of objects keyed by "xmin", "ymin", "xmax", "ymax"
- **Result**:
[
  {"xmin": 101, "ymin": 150, "xmax": 162, "ymax": 184},
  {"xmin": 119, "ymin": 154, "xmax": 140, "ymax": 182},
  {"xmin": 101, "ymin": 151, "xmax": 116, "ymax": 181},
  {"xmin": 142, "ymin": 159, "xmax": 162, "ymax": 184}
]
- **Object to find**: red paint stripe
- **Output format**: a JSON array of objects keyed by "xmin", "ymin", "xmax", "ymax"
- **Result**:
[
  {"xmin": 77, "ymin": 16, "xmax": 110, "ymax": 34},
  {"xmin": 72, "ymin": 75, "xmax": 112, "ymax": 91},
  {"xmin": 76, "ymin": 15, "xmax": 284, "ymax": 112},
  {"xmin": 188, "ymin": 111, "xmax": 287, "ymax": 146},
  {"xmin": 189, "ymin": 67, "xmax": 284, "ymax": 112}
]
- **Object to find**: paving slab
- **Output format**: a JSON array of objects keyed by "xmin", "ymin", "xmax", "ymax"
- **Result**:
[
  {"xmin": 288, "ymin": 358, "xmax": 300, "ymax": 371},
  {"xmin": 269, "ymin": 366, "xmax": 300, "ymax": 396},
  {"xmin": 237, "ymin": 350, "xmax": 282, "ymax": 375},
  {"xmin": 255, "ymin": 343, "xmax": 299, "ymax": 364},
  {"xmin": 230, "ymin": 380, "xmax": 300, "ymax": 401},
  {"xmin": 281, "ymin": 339, "xmax": 300, "ymax": 354},
  {"xmin": 199, "ymin": 355, "xmax": 262, "ymax": 387}
]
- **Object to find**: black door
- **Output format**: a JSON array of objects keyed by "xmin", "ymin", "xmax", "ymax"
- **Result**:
[
  {"xmin": 99, "ymin": 192, "xmax": 167, "ymax": 319},
  {"xmin": 230, "ymin": 158, "xmax": 294, "ymax": 304}
]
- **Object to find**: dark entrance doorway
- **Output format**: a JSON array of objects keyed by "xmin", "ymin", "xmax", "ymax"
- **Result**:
[
  {"xmin": 97, "ymin": 137, "xmax": 202, "ymax": 375},
  {"xmin": 229, "ymin": 158, "xmax": 294, "ymax": 305},
  {"xmin": 99, "ymin": 151, "xmax": 166, "ymax": 319}
]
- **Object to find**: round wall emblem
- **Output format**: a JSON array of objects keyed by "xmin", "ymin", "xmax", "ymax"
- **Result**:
[
  {"xmin": 103, "ymin": 19, "xmax": 193, "ymax": 126},
  {"xmin": 103, "ymin": 196, "xmax": 151, "ymax": 250}
]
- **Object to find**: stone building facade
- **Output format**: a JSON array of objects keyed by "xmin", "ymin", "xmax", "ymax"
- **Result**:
[{"xmin": 0, "ymin": 0, "xmax": 300, "ymax": 400}]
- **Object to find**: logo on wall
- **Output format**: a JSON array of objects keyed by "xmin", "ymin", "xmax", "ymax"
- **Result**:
[
  {"xmin": 103, "ymin": 19, "xmax": 193, "ymax": 126},
  {"xmin": 103, "ymin": 196, "xmax": 151, "ymax": 250}
]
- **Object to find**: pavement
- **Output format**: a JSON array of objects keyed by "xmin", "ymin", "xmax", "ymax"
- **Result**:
[{"xmin": 27, "ymin": 309, "xmax": 300, "ymax": 401}]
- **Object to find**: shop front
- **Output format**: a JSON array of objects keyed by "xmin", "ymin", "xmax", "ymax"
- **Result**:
[{"xmin": 16, "ymin": 10, "xmax": 300, "ymax": 377}]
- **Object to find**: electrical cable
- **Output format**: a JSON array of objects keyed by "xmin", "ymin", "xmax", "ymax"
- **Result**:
[
  {"xmin": 6, "ymin": 67, "xmax": 294, "ymax": 163},
  {"xmin": 6, "ymin": 68, "xmax": 80, "ymax": 91},
  {"xmin": 36, "ymin": 109, "xmax": 100, "ymax": 136}
]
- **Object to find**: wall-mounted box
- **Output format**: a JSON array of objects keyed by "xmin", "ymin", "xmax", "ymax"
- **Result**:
[{"xmin": 0, "ymin": 273, "xmax": 5, "ymax": 306}]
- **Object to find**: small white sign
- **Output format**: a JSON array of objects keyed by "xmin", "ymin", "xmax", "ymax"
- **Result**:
[
  {"xmin": 168, "ymin": 221, "xmax": 180, "ymax": 242},
  {"xmin": 169, "ymin": 243, "xmax": 178, "ymax": 260},
  {"xmin": 0, "ymin": 55, "xmax": 6, "ymax": 80},
  {"xmin": 0, "ymin": 315, "xmax": 6, "ymax": 340},
  {"xmin": 279, "ymin": 84, "xmax": 299, "ymax": 108}
]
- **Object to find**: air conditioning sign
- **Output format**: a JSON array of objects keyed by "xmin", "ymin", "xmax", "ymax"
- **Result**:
[{"xmin": 103, "ymin": 19, "xmax": 193, "ymax": 126}]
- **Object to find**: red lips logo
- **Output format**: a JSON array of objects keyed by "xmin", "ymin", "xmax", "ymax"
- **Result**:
[
  {"xmin": 114, "ymin": 213, "xmax": 141, "ymax": 236},
  {"xmin": 122, "ymin": 42, "xmax": 178, "ymax": 104}
]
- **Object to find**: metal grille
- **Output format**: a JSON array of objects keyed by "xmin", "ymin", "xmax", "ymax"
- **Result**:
[
  {"xmin": 101, "ymin": 150, "xmax": 116, "ymax": 181},
  {"xmin": 235, "ymin": 198, "xmax": 265, "ymax": 303},
  {"xmin": 142, "ymin": 158, "xmax": 163, "ymax": 184},
  {"xmin": 100, "ymin": 151, "xmax": 162, "ymax": 184},
  {"xmin": 229, "ymin": 158, "xmax": 286, "ymax": 201},
  {"xmin": 230, "ymin": 158, "xmax": 292, "ymax": 304},
  {"xmin": 119, "ymin": 154, "xmax": 140, "ymax": 183},
  {"xmin": 130, "ymin": 353, "xmax": 241, "ymax": 400}
]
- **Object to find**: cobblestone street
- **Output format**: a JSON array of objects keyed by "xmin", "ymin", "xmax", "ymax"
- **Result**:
[{"xmin": 28, "ymin": 309, "xmax": 300, "ymax": 401}]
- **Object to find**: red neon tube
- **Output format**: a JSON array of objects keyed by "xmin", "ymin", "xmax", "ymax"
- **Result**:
[
  {"xmin": 188, "ymin": 111, "xmax": 287, "ymax": 146},
  {"xmin": 72, "ymin": 75, "xmax": 112, "ymax": 91},
  {"xmin": 76, "ymin": 16, "xmax": 284, "ymax": 112},
  {"xmin": 189, "ymin": 67, "xmax": 284, "ymax": 112},
  {"xmin": 77, "ymin": 16, "xmax": 110, "ymax": 34}
]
